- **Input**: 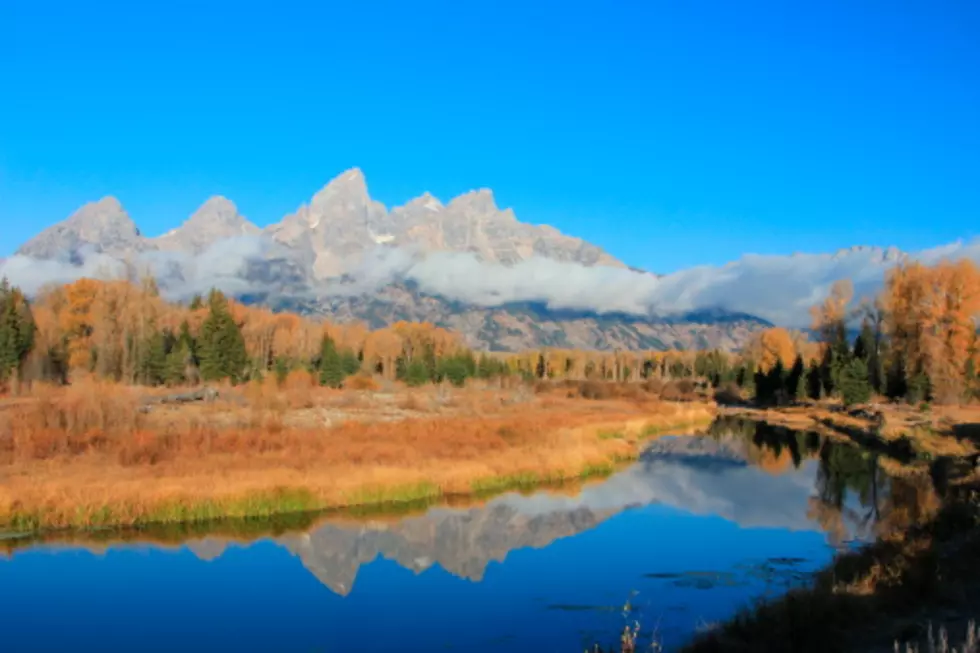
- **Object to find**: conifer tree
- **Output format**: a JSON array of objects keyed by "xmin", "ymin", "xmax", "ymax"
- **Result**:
[
  {"xmin": 164, "ymin": 341, "xmax": 190, "ymax": 386},
  {"xmin": 137, "ymin": 329, "xmax": 167, "ymax": 386},
  {"xmin": 197, "ymin": 290, "xmax": 248, "ymax": 383},
  {"xmin": 319, "ymin": 335, "xmax": 345, "ymax": 388},
  {"xmin": 839, "ymin": 357, "xmax": 872, "ymax": 407},
  {"xmin": 404, "ymin": 358, "xmax": 430, "ymax": 387},
  {"xmin": 340, "ymin": 349, "xmax": 361, "ymax": 376},
  {"xmin": 796, "ymin": 370, "xmax": 808, "ymax": 403},
  {"xmin": 0, "ymin": 278, "xmax": 36, "ymax": 383}
]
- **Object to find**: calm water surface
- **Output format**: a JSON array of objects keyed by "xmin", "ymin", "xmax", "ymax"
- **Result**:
[{"xmin": 0, "ymin": 425, "xmax": 915, "ymax": 652}]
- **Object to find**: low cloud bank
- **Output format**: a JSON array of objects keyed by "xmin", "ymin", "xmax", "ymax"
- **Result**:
[{"xmin": 3, "ymin": 237, "xmax": 980, "ymax": 327}]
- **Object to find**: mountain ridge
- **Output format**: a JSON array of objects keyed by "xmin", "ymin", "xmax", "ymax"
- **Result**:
[{"xmin": 10, "ymin": 168, "xmax": 957, "ymax": 351}]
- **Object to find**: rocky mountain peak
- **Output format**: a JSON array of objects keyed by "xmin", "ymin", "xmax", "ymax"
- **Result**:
[
  {"xmin": 16, "ymin": 196, "xmax": 143, "ymax": 259},
  {"xmin": 403, "ymin": 192, "xmax": 444, "ymax": 212},
  {"xmin": 152, "ymin": 196, "xmax": 259, "ymax": 252},
  {"xmin": 447, "ymin": 189, "xmax": 498, "ymax": 214},
  {"xmin": 310, "ymin": 168, "xmax": 372, "ymax": 210},
  {"xmin": 70, "ymin": 196, "xmax": 137, "ymax": 232}
]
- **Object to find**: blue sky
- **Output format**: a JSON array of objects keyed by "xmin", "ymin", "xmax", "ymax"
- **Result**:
[{"xmin": 1, "ymin": 0, "xmax": 978, "ymax": 273}]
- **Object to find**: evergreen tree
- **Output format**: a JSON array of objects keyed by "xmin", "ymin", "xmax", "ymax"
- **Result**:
[
  {"xmin": 795, "ymin": 370, "xmax": 809, "ymax": 403},
  {"xmin": 273, "ymin": 356, "xmax": 291, "ymax": 385},
  {"xmin": 437, "ymin": 355, "xmax": 470, "ymax": 387},
  {"xmin": 787, "ymin": 355, "xmax": 805, "ymax": 402},
  {"xmin": 318, "ymin": 335, "xmax": 347, "ymax": 388},
  {"xmin": 906, "ymin": 372, "xmax": 931, "ymax": 405},
  {"xmin": 197, "ymin": 290, "xmax": 248, "ymax": 384},
  {"xmin": 340, "ymin": 349, "xmax": 361, "ymax": 377},
  {"xmin": 178, "ymin": 320, "xmax": 196, "ymax": 359},
  {"xmin": 137, "ymin": 329, "xmax": 167, "ymax": 386},
  {"xmin": 188, "ymin": 294, "xmax": 204, "ymax": 310},
  {"xmin": 885, "ymin": 358, "xmax": 906, "ymax": 401},
  {"xmin": 0, "ymin": 278, "xmax": 36, "ymax": 383},
  {"xmin": 806, "ymin": 361, "xmax": 822, "ymax": 400},
  {"xmin": 164, "ymin": 342, "xmax": 190, "ymax": 386},
  {"xmin": 854, "ymin": 320, "xmax": 884, "ymax": 394},
  {"xmin": 404, "ymin": 359, "xmax": 430, "ymax": 387},
  {"xmin": 838, "ymin": 357, "xmax": 872, "ymax": 407}
]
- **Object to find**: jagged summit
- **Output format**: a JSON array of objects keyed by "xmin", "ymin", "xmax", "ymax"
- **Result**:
[
  {"xmin": 309, "ymin": 168, "xmax": 372, "ymax": 209},
  {"xmin": 152, "ymin": 196, "xmax": 259, "ymax": 253},
  {"xmin": 17, "ymin": 196, "xmax": 143, "ymax": 260}
]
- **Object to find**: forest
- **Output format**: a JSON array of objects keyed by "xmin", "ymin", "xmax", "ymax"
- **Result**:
[{"xmin": 1, "ymin": 258, "xmax": 979, "ymax": 407}]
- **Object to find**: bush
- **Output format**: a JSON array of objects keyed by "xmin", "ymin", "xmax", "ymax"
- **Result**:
[
  {"xmin": 345, "ymin": 373, "xmax": 380, "ymax": 391},
  {"xmin": 579, "ymin": 380, "xmax": 612, "ymax": 400},
  {"xmin": 714, "ymin": 382, "xmax": 743, "ymax": 405}
]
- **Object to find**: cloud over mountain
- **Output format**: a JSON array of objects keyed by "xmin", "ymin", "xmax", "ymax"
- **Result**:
[
  {"xmin": 3, "ymin": 169, "xmax": 978, "ymax": 340},
  {"xmin": 5, "ymin": 235, "xmax": 978, "ymax": 328}
]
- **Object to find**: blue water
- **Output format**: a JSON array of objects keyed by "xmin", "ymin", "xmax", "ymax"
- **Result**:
[{"xmin": 0, "ymin": 435, "xmax": 881, "ymax": 653}]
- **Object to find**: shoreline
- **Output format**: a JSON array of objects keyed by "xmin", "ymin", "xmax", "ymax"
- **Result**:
[{"xmin": 679, "ymin": 402, "xmax": 980, "ymax": 652}]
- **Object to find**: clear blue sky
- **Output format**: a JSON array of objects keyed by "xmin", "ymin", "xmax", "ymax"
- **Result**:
[{"xmin": 2, "ymin": 0, "xmax": 978, "ymax": 273}]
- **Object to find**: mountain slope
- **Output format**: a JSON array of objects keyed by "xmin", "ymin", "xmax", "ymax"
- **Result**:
[{"xmin": 271, "ymin": 282, "xmax": 767, "ymax": 351}]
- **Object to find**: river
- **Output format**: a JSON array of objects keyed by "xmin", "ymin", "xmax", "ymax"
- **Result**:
[{"xmin": 0, "ymin": 421, "xmax": 928, "ymax": 652}]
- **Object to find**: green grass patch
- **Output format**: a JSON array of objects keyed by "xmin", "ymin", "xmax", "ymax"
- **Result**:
[
  {"xmin": 471, "ymin": 472, "xmax": 542, "ymax": 496},
  {"xmin": 344, "ymin": 482, "xmax": 441, "ymax": 508},
  {"xmin": 597, "ymin": 430, "xmax": 627, "ymax": 440}
]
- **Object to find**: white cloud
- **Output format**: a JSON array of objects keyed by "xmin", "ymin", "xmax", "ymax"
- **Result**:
[
  {"xmin": 320, "ymin": 239, "xmax": 980, "ymax": 327},
  {"xmin": 4, "ymin": 237, "xmax": 980, "ymax": 328}
]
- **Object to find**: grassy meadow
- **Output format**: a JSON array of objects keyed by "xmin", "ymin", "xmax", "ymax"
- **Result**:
[{"xmin": 0, "ymin": 374, "xmax": 715, "ymax": 532}]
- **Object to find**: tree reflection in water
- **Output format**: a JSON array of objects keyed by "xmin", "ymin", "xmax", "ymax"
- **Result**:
[{"xmin": 704, "ymin": 415, "xmax": 939, "ymax": 546}]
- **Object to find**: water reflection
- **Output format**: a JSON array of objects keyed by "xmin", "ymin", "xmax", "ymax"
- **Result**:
[{"xmin": 0, "ymin": 418, "xmax": 941, "ymax": 652}]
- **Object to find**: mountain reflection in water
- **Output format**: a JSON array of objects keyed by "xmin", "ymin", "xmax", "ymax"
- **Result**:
[{"xmin": 0, "ymin": 421, "xmax": 939, "ymax": 653}]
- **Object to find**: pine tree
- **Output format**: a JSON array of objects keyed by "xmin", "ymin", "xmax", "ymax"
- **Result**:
[
  {"xmin": 164, "ymin": 342, "xmax": 190, "ymax": 386},
  {"xmin": 340, "ymin": 349, "xmax": 361, "ymax": 376},
  {"xmin": 319, "ymin": 335, "xmax": 345, "ymax": 388},
  {"xmin": 137, "ymin": 329, "xmax": 167, "ymax": 386},
  {"xmin": 438, "ymin": 356, "xmax": 469, "ymax": 387},
  {"xmin": 0, "ymin": 278, "xmax": 36, "ymax": 383},
  {"xmin": 838, "ymin": 357, "xmax": 871, "ymax": 407},
  {"xmin": 796, "ymin": 371, "xmax": 808, "ymax": 403},
  {"xmin": 197, "ymin": 290, "xmax": 248, "ymax": 383}
]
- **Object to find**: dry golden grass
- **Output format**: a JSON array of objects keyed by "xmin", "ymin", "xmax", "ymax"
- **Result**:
[{"xmin": 0, "ymin": 380, "xmax": 715, "ymax": 530}]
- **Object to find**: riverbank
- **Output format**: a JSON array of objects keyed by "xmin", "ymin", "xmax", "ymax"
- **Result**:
[
  {"xmin": 0, "ymin": 379, "xmax": 715, "ymax": 533},
  {"xmin": 718, "ymin": 401, "xmax": 980, "ymax": 459},
  {"xmin": 678, "ymin": 403, "xmax": 980, "ymax": 653}
]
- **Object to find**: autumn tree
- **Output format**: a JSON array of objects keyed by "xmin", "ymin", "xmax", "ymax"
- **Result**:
[
  {"xmin": 883, "ymin": 260, "xmax": 980, "ymax": 404},
  {"xmin": 811, "ymin": 279, "xmax": 854, "ymax": 397},
  {"xmin": 746, "ymin": 328, "xmax": 797, "ymax": 374}
]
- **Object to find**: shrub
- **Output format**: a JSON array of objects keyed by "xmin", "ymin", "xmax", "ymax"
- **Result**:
[{"xmin": 345, "ymin": 373, "xmax": 380, "ymax": 391}]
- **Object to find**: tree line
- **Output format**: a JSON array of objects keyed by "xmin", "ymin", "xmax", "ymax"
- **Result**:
[
  {"xmin": 0, "ymin": 258, "xmax": 977, "ymax": 404},
  {"xmin": 736, "ymin": 258, "xmax": 980, "ymax": 407}
]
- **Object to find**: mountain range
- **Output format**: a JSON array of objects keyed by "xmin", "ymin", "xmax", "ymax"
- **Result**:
[{"xmin": 6, "ymin": 168, "xmax": 976, "ymax": 351}]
